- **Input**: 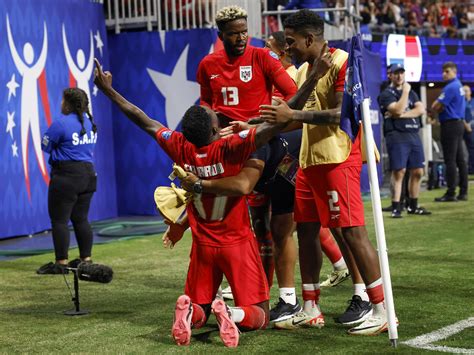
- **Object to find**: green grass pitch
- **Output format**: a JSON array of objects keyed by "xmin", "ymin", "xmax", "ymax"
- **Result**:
[{"xmin": 0, "ymin": 188, "xmax": 473, "ymax": 353}]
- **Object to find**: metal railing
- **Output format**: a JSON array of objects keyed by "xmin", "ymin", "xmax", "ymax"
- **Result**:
[
  {"xmin": 262, "ymin": 0, "xmax": 362, "ymax": 41},
  {"xmin": 104, "ymin": 0, "xmax": 262, "ymax": 36}
]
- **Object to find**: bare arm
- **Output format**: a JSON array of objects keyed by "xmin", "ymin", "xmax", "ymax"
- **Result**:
[
  {"xmin": 260, "ymin": 92, "xmax": 343, "ymax": 126},
  {"xmin": 398, "ymin": 101, "xmax": 425, "ymax": 118},
  {"xmin": 386, "ymin": 82, "xmax": 411, "ymax": 116},
  {"xmin": 93, "ymin": 58, "xmax": 164, "ymax": 137},
  {"xmin": 180, "ymin": 159, "xmax": 264, "ymax": 196},
  {"xmin": 287, "ymin": 43, "xmax": 333, "ymax": 110},
  {"xmin": 431, "ymin": 100, "xmax": 444, "ymax": 113}
]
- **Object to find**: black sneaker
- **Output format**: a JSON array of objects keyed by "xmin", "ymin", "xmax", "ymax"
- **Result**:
[
  {"xmin": 270, "ymin": 297, "xmax": 302, "ymax": 322},
  {"xmin": 407, "ymin": 206, "xmax": 432, "ymax": 215},
  {"xmin": 335, "ymin": 295, "xmax": 373, "ymax": 326},
  {"xmin": 36, "ymin": 262, "xmax": 68, "ymax": 275},
  {"xmin": 68, "ymin": 258, "xmax": 93, "ymax": 268},
  {"xmin": 382, "ymin": 205, "xmax": 393, "ymax": 212},
  {"xmin": 391, "ymin": 209, "xmax": 402, "ymax": 218},
  {"xmin": 434, "ymin": 194, "xmax": 457, "ymax": 202}
]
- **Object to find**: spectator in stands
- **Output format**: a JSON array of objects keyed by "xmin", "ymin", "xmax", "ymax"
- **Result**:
[
  {"xmin": 378, "ymin": 63, "xmax": 431, "ymax": 217},
  {"xmin": 431, "ymin": 62, "xmax": 468, "ymax": 202},
  {"xmin": 283, "ymin": 0, "xmax": 325, "ymax": 10},
  {"xmin": 37, "ymin": 88, "xmax": 98, "ymax": 274},
  {"xmin": 463, "ymin": 85, "xmax": 474, "ymax": 174}
]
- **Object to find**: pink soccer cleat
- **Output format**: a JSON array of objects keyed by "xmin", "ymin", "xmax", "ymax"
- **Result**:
[
  {"xmin": 211, "ymin": 299, "xmax": 239, "ymax": 347},
  {"xmin": 172, "ymin": 295, "xmax": 193, "ymax": 346}
]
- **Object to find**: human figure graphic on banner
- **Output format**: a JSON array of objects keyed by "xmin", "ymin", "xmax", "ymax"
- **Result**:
[
  {"xmin": 62, "ymin": 24, "xmax": 95, "ymax": 113},
  {"xmin": 6, "ymin": 15, "xmax": 49, "ymax": 197}
]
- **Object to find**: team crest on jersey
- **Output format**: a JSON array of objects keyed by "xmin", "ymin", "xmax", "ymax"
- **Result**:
[
  {"xmin": 239, "ymin": 129, "xmax": 250, "ymax": 139},
  {"xmin": 240, "ymin": 66, "xmax": 252, "ymax": 82},
  {"xmin": 161, "ymin": 130, "xmax": 173, "ymax": 140},
  {"xmin": 269, "ymin": 51, "xmax": 279, "ymax": 60}
]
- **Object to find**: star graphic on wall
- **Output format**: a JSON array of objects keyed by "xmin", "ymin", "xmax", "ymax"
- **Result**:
[
  {"xmin": 6, "ymin": 74, "xmax": 20, "ymax": 102},
  {"xmin": 146, "ymin": 45, "xmax": 200, "ymax": 130},
  {"xmin": 6, "ymin": 111, "xmax": 15, "ymax": 138},
  {"xmin": 94, "ymin": 30, "xmax": 104, "ymax": 57},
  {"xmin": 11, "ymin": 141, "xmax": 18, "ymax": 157},
  {"xmin": 93, "ymin": 85, "xmax": 98, "ymax": 96}
]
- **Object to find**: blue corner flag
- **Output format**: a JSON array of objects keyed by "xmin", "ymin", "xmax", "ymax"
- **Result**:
[{"xmin": 340, "ymin": 34, "xmax": 369, "ymax": 142}]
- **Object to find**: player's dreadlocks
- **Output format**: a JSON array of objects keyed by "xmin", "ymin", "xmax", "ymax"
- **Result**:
[
  {"xmin": 215, "ymin": 5, "xmax": 247, "ymax": 31},
  {"xmin": 63, "ymin": 87, "xmax": 97, "ymax": 136},
  {"xmin": 283, "ymin": 9, "xmax": 325, "ymax": 37},
  {"xmin": 181, "ymin": 106, "xmax": 212, "ymax": 148}
]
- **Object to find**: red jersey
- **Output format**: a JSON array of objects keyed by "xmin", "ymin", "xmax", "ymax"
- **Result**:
[
  {"xmin": 156, "ymin": 127, "xmax": 257, "ymax": 247},
  {"xmin": 197, "ymin": 46, "xmax": 297, "ymax": 122}
]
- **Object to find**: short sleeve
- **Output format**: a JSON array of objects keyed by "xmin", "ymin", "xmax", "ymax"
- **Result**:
[
  {"xmin": 196, "ymin": 60, "xmax": 212, "ymax": 107},
  {"xmin": 335, "ymin": 59, "xmax": 347, "ymax": 93},
  {"xmin": 410, "ymin": 90, "xmax": 420, "ymax": 103},
  {"xmin": 437, "ymin": 85, "xmax": 454, "ymax": 106},
  {"xmin": 41, "ymin": 120, "xmax": 63, "ymax": 154},
  {"xmin": 378, "ymin": 89, "xmax": 397, "ymax": 114},
  {"xmin": 155, "ymin": 127, "xmax": 185, "ymax": 163}
]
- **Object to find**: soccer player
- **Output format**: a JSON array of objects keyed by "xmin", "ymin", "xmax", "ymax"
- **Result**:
[
  {"xmin": 196, "ymin": 5, "xmax": 297, "ymax": 307},
  {"xmin": 197, "ymin": 5, "xmax": 297, "ymax": 126},
  {"xmin": 260, "ymin": 10, "xmax": 392, "ymax": 335},
  {"xmin": 265, "ymin": 31, "xmax": 297, "ymax": 81},
  {"xmin": 93, "ymin": 59, "xmax": 285, "ymax": 347}
]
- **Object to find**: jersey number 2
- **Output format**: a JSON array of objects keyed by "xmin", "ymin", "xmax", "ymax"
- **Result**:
[
  {"xmin": 327, "ymin": 191, "xmax": 341, "ymax": 212},
  {"xmin": 221, "ymin": 87, "xmax": 239, "ymax": 106}
]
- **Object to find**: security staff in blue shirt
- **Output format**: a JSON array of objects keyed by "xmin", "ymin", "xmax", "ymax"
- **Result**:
[
  {"xmin": 37, "ymin": 88, "xmax": 98, "ymax": 274},
  {"xmin": 431, "ymin": 62, "xmax": 468, "ymax": 202},
  {"xmin": 378, "ymin": 63, "xmax": 431, "ymax": 218}
]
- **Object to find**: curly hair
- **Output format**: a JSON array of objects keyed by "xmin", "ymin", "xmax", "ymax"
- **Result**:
[
  {"xmin": 63, "ymin": 87, "xmax": 97, "ymax": 136},
  {"xmin": 270, "ymin": 31, "xmax": 287, "ymax": 52},
  {"xmin": 283, "ymin": 9, "xmax": 325, "ymax": 37},
  {"xmin": 181, "ymin": 106, "xmax": 212, "ymax": 147},
  {"xmin": 215, "ymin": 5, "xmax": 247, "ymax": 31}
]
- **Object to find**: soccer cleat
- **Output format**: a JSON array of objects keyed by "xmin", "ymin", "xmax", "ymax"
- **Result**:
[
  {"xmin": 407, "ymin": 206, "xmax": 432, "ymax": 215},
  {"xmin": 269, "ymin": 297, "xmax": 302, "ymax": 322},
  {"xmin": 335, "ymin": 295, "xmax": 373, "ymax": 326},
  {"xmin": 391, "ymin": 209, "xmax": 402, "ymax": 218},
  {"xmin": 172, "ymin": 295, "xmax": 193, "ymax": 346},
  {"xmin": 221, "ymin": 286, "xmax": 234, "ymax": 300},
  {"xmin": 274, "ymin": 311, "xmax": 325, "ymax": 330},
  {"xmin": 457, "ymin": 194, "xmax": 468, "ymax": 201},
  {"xmin": 381, "ymin": 205, "xmax": 393, "ymax": 212},
  {"xmin": 347, "ymin": 313, "xmax": 398, "ymax": 336},
  {"xmin": 211, "ymin": 299, "xmax": 239, "ymax": 347},
  {"xmin": 320, "ymin": 268, "xmax": 350, "ymax": 287}
]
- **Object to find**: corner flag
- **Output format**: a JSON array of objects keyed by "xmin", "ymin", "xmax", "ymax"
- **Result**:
[{"xmin": 340, "ymin": 34, "xmax": 368, "ymax": 142}]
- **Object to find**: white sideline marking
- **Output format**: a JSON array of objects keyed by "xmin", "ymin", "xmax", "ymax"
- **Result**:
[{"xmin": 402, "ymin": 317, "xmax": 474, "ymax": 353}]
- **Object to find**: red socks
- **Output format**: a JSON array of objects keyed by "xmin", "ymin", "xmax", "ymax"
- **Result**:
[
  {"xmin": 366, "ymin": 279, "xmax": 384, "ymax": 304},
  {"xmin": 238, "ymin": 306, "xmax": 267, "ymax": 330},
  {"xmin": 319, "ymin": 228, "xmax": 342, "ymax": 264}
]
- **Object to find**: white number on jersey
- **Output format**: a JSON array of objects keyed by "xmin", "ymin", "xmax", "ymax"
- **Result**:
[
  {"xmin": 221, "ymin": 87, "xmax": 239, "ymax": 106},
  {"xmin": 193, "ymin": 195, "xmax": 229, "ymax": 221},
  {"xmin": 327, "ymin": 190, "xmax": 341, "ymax": 212}
]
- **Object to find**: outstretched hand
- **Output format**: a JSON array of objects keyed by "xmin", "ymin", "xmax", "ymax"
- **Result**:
[
  {"xmin": 310, "ymin": 42, "xmax": 333, "ymax": 79},
  {"xmin": 219, "ymin": 121, "xmax": 250, "ymax": 138},
  {"xmin": 260, "ymin": 96, "xmax": 294, "ymax": 123},
  {"xmin": 93, "ymin": 58, "xmax": 113, "ymax": 91}
]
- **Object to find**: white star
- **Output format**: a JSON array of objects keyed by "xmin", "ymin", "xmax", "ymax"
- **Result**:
[
  {"xmin": 11, "ymin": 141, "xmax": 18, "ymax": 157},
  {"xmin": 94, "ymin": 30, "xmax": 104, "ymax": 57},
  {"xmin": 93, "ymin": 85, "xmax": 98, "ymax": 96},
  {"xmin": 6, "ymin": 74, "xmax": 20, "ymax": 102},
  {"xmin": 6, "ymin": 111, "xmax": 15, "ymax": 138},
  {"xmin": 147, "ymin": 45, "xmax": 200, "ymax": 130}
]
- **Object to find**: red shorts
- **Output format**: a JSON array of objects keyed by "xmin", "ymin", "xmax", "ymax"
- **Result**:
[
  {"xmin": 185, "ymin": 238, "xmax": 269, "ymax": 306},
  {"xmin": 246, "ymin": 192, "xmax": 269, "ymax": 208},
  {"xmin": 294, "ymin": 164, "xmax": 365, "ymax": 228}
]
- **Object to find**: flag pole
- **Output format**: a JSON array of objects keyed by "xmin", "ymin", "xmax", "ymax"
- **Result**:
[{"xmin": 361, "ymin": 98, "xmax": 398, "ymax": 346}]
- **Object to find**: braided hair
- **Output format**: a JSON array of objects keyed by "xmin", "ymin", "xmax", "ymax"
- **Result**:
[{"xmin": 63, "ymin": 88, "xmax": 97, "ymax": 136}]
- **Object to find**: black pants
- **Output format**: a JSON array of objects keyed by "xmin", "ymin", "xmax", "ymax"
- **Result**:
[
  {"xmin": 48, "ymin": 162, "xmax": 97, "ymax": 260},
  {"xmin": 440, "ymin": 120, "xmax": 468, "ymax": 196}
]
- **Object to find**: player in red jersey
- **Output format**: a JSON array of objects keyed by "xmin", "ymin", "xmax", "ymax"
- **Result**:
[
  {"xmin": 93, "ymin": 59, "xmax": 286, "ymax": 347},
  {"xmin": 197, "ymin": 5, "xmax": 296, "ymax": 125}
]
